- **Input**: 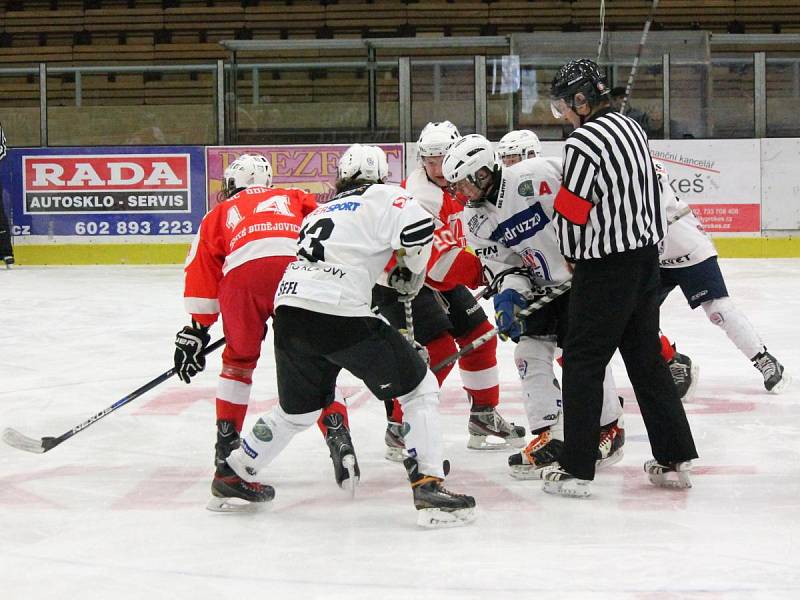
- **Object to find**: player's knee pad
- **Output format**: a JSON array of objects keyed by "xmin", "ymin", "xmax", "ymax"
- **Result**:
[
  {"xmin": 701, "ymin": 296, "xmax": 734, "ymax": 326},
  {"xmin": 396, "ymin": 369, "xmax": 440, "ymax": 411}
]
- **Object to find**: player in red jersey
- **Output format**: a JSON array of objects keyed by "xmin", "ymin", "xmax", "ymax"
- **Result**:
[{"xmin": 172, "ymin": 154, "xmax": 355, "ymax": 510}]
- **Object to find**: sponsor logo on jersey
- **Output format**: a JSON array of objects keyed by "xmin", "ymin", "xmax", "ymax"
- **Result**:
[
  {"xmin": 517, "ymin": 178, "xmax": 536, "ymax": 197},
  {"xmin": 475, "ymin": 244, "xmax": 499, "ymax": 259},
  {"xmin": 22, "ymin": 154, "xmax": 190, "ymax": 214},
  {"xmin": 252, "ymin": 418, "xmax": 274, "ymax": 442},
  {"xmin": 492, "ymin": 202, "xmax": 550, "ymax": 247},
  {"xmin": 467, "ymin": 212, "xmax": 489, "ymax": 235},
  {"xmin": 660, "ymin": 253, "xmax": 692, "ymax": 266},
  {"xmin": 311, "ymin": 200, "xmax": 361, "ymax": 215}
]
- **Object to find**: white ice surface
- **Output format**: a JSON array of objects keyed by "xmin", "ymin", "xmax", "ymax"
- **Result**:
[{"xmin": 1, "ymin": 260, "xmax": 799, "ymax": 600}]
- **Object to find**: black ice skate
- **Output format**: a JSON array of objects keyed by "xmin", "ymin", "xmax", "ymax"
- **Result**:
[
  {"xmin": 508, "ymin": 428, "xmax": 563, "ymax": 480},
  {"xmin": 669, "ymin": 350, "xmax": 699, "ymax": 402},
  {"xmin": 384, "ymin": 420, "xmax": 406, "ymax": 462},
  {"xmin": 322, "ymin": 412, "xmax": 360, "ymax": 497},
  {"xmin": 3, "ymin": 256, "xmax": 13, "ymax": 269},
  {"xmin": 752, "ymin": 349, "xmax": 790, "ymax": 394},
  {"xmin": 403, "ymin": 457, "xmax": 476, "ymax": 528},
  {"xmin": 596, "ymin": 418, "xmax": 625, "ymax": 470},
  {"xmin": 467, "ymin": 405, "xmax": 526, "ymax": 450},
  {"xmin": 644, "ymin": 459, "xmax": 693, "ymax": 489},
  {"xmin": 214, "ymin": 419, "xmax": 240, "ymax": 470},
  {"xmin": 207, "ymin": 461, "xmax": 275, "ymax": 512}
]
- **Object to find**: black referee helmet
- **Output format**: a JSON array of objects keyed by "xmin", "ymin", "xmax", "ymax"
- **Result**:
[{"xmin": 550, "ymin": 59, "xmax": 610, "ymax": 119}]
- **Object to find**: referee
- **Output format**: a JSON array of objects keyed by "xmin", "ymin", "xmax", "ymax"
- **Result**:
[
  {"xmin": 542, "ymin": 59, "xmax": 697, "ymax": 497},
  {"xmin": 0, "ymin": 122, "xmax": 14, "ymax": 267}
]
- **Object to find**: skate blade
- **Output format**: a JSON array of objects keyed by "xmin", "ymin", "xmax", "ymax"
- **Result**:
[
  {"xmin": 416, "ymin": 507, "xmax": 476, "ymax": 529},
  {"xmin": 680, "ymin": 364, "xmax": 700, "ymax": 403},
  {"xmin": 509, "ymin": 465, "xmax": 546, "ymax": 480},
  {"xmin": 384, "ymin": 446, "xmax": 406, "ymax": 462},
  {"xmin": 648, "ymin": 472, "xmax": 692, "ymax": 489},
  {"xmin": 768, "ymin": 372, "xmax": 791, "ymax": 394},
  {"xmin": 467, "ymin": 433, "xmax": 525, "ymax": 451},
  {"xmin": 542, "ymin": 480, "xmax": 592, "ymax": 498},
  {"xmin": 596, "ymin": 448, "xmax": 624, "ymax": 470},
  {"xmin": 206, "ymin": 496, "xmax": 270, "ymax": 513},
  {"xmin": 342, "ymin": 455, "xmax": 359, "ymax": 499}
]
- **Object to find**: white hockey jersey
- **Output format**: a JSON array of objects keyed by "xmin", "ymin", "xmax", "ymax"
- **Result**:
[
  {"xmin": 275, "ymin": 183, "xmax": 434, "ymax": 317},
  {"xmin": 655, "ymin": 160, "xmax": 717, "ymax": 269},
  {"xmin": 463, "ymin": 156, "xmax": 571, "ymax": 295}
]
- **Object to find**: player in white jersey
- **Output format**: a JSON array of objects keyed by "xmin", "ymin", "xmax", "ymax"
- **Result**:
[
  {"xmin": 218, "ymin": 144, "xmax": 476, "ymax": 527},
  {"xmin": 444, "ymin": 133, "xmax": 625, "ymax": 479},
  {"xmin": 656, "ymin": 160, "xmax": 789, "ymax": 393}
]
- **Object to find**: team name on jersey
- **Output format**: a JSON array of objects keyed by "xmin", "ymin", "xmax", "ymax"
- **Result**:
[{"xmin": 490, "ymin": 202, "xmax": 550, "ymax": 246}]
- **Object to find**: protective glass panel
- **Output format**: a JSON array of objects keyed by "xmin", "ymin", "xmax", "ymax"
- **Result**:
[
  {"xmin": 410, "ymin": 60, "xmax": 475, "ymax": 138},
  {"xmin": 234, "ymin": 65, "xmax": 371, "ymax": 144},
  {"xmin": 47, "ymin": 69, "xmax": 216, "ymax": 146},
  {"xmin": 669, "ymin": 61, "xmax": 712, "ymax": 140},
  {"xmin": 611, "ymin": 63, "xmax": 664, "ymax": 139},
  {"xmin": 0, "ymin": 70, "xmax": 41, "ymax": 147},
  {"xmin": 710, "ymin": 56, "xmax": 754, "ymax": 138},
  {"xmin": 766, "ymin": 54, "xmax": 800, "ymax": 137}
]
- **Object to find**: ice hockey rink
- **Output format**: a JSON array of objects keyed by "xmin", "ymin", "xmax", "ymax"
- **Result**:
[{"xmin": 1, "ymin": 258, "xmax": 798, "ymax": 600}]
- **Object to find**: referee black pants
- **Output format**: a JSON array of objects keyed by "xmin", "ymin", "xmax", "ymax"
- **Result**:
[
  {"xmin": 559, "ymin": 245, "xmax": 698, "ymax": 480},
  {"xmin": 0, "ymin": 189, "xmax": 13, "ymax": 259}
]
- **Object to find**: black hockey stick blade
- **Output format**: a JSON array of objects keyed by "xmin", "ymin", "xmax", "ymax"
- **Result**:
[{"xmin": 2, "ymin": 337, "xmax": 226, "ymax": 454}]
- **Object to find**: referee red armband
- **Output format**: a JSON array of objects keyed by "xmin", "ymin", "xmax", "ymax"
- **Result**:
[{"xmin": 554, "ymin": 186, "xmax": 593, "ymax": 226}]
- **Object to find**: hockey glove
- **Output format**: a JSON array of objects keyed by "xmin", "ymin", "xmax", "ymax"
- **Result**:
[
  {"xmin": 387, "ymin": 264, "xmax": 425, "ymax": 298},
  {"xmin": 174, "ymin": 322, "xmax": 211, "ymax": 384},
  {"xmin": 493, "ymin": 289, "xmax": 527, "ymax": 341}
]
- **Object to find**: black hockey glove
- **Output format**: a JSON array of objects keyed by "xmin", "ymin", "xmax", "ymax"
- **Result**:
[
  {"xmin": 174, "ymin": 322, "xmax": 211, "ymax": 384},
  {"xmin": 387, "ymin": 264, "xmax": 425, "ymax": 298}
]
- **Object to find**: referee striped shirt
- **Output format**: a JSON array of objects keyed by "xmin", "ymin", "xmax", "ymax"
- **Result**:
[{"xmin": 553, "ymin": 108, "xmax": 664, "ymax": 260}]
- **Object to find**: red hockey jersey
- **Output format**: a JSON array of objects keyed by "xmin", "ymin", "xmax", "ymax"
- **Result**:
[
  {"xmin": 183, "ymin": 185, "xmax": 316, "ymax": 325},
  {"xmin": 403, "ymin": 167, "xmax": 482, "ymax": 290}
]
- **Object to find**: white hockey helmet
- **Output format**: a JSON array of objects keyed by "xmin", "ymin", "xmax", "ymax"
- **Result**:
[
  {"xmin": 223, "ymin": 153, "xmax": 273, "ymax": 198},
  {"xmin": 442, "ymin": 134, "xmax": 500, "ymax": 204},
  {"xmin": 337, "ymin": 144, "xmax": 389, "ymax": 184},
  {"xmin": 496, "ymin": 129, "xmax": 542, "ymax": 164},
  {"xmin": 417, "ymin": 121, "xmax": 461, "ymax": 158}
]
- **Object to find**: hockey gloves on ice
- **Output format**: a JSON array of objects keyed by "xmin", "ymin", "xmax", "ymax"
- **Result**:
[
  {"xmin": 493, "ymin": 289, "xmax": 527, "ymax": 341},
  {"xmin": 174, "ymin": 322, "xmax": 211, "ymax": 383},
  {"xmin": 387, "ymin": 264, "xmax": 425, "ymax": 298}
]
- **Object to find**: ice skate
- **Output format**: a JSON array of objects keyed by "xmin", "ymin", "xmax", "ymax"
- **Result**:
[
  {"xmin": 752, "ymin": 350, "xmax": 790, "ymax": 394},
  {"xmin": 3, "ymin": 256, "xmax": 13, "ymax": 270},
  {"xmin": 384, "ymin": 421, "xmax": 406, "ymax": 462},
  {"xmin": 596, "ymin": 418, "xmax": 625, "ymax": 470},
  {"xmin": 207, "ymin": 460, "xmax": 275, "ymax": 512},
  {"xmin": 322, "ymin": 412, "xmax": 360, "ymax": 497},
  {"xmin": 404, "ymin": 457, "xmax": 476, "ymax": 528},
  {"xmin": 214, "ymin": 419, "xmax": 240, "ymax": 470},
  {"xmin": 541, "ymin": 465, "xmax": 592, "ymax": 498},
  {"xmin": 508, "ymin": 428, "xmax": 563, "ymax": 480},
  {"xmin": 644, "ymin": 459, "xmax": 692, "ymax": 489},
  {"xmin": 669, "ymin": 351, "xmax": 699, "ymax": 402},
  {"xmin": 467, "ymin": 405, "xmax": 526, "ymax": 450}
]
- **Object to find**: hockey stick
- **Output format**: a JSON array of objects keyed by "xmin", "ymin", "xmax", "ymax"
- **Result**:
[
  {"xmin": 2, "ymin": 337, "xmax": 227, "ymax": 454},
  {"xmin": 620, "ymin": 0, "xmax": 660, "ymax": 114}
]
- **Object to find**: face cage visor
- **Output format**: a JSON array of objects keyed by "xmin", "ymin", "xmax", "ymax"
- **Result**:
[{"xmin": 550, "ymin": 97, "xmax": 571, "ymax": 119}]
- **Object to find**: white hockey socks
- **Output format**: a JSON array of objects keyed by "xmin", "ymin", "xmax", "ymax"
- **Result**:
[
  {"xmin": 702, "ymin": 297, "xmax": 765, "ymax": 360},
  {"xmin": 229, "ymin": 405, "xmax": 321, "ymax": 482},
  {"xmin": 398, "ymin": 370, "xmax": 445, "ymax": 478},
  {"xmin": 600, "ymin": 363, "xmax": 624, "ymax": 427},
  {"xmin": 515, "ymin": 337, "xmax": 562, "ymax": 434}
]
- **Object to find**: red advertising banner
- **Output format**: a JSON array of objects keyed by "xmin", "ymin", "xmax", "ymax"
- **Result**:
[
  {"xmin": 206, "ymin": 145, "xmax": 404, "ymax": 210},
  {"xmin": 690, "ymin": 203, "xmax": 760, "ymax": 233}
]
